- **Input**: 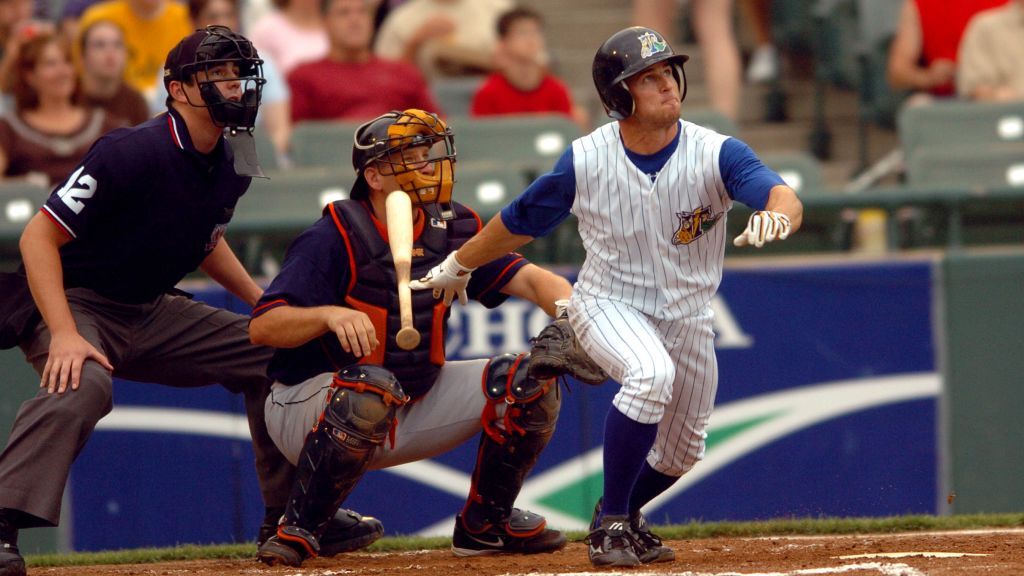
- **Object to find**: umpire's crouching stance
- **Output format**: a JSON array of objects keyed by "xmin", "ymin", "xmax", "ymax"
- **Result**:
[{"xmin": 0, "ymin": 26, "xmax": 379, "ymax": 576}]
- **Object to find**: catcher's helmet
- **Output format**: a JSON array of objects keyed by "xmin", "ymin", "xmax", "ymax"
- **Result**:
[
  {"xmin": 164, "ymin": 25, "xmax": 265, "ymax": 130},
  {"xmin": 351, "ymin": 109, "xmax": 457, "ymax": 220},
  {"xmin": 592, "ymin": 27, "xmax": 689, "ymax": 120}
]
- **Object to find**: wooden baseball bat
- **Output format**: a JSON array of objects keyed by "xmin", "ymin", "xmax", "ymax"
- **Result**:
[{"xmin": 385, "ymin": 190, "xmax": 421, "ymax": 351}]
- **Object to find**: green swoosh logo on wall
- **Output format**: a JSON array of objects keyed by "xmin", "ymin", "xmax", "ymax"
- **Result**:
[{"xmin": 96, "ymin": 373, "xmax": 939, "ymax": 535}]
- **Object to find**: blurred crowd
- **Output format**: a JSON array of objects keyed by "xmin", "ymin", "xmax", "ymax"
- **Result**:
[{"xmin": 0, "ymin": 0, "xmax": 1021, "ymax": 186}]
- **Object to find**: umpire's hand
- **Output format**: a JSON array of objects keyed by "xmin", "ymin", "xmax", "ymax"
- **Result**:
[
  {"xmin": 43, "ymin": 329, "xmax": 114, "ymax": 394},
  {"xmin": 409, "ymin": 251, "xmax": 476, "ymax": 306}
]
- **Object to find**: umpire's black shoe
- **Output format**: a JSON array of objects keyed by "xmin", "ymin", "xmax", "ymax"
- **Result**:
[
  {"xmin": 589, "ymin": 498, "xmax": 674, "ymax": 564},
  {"xmin": 451, "ymin": 509, "xmax": 567, "ymax": 557},
  {"xmin": 0, "ymin": 512, "xmax": 25, "ymax": 576},
  {"xmin": 257, "ymin": 525, "xmax": 319, "ymax": 567},
  {"xmin": 319, "ymin": 508, "xmax": 384, "ymax": 556},
  {"xmin": 257, "ymin": 507, "xmax": 383, "ymax": 556},
  {"xmin": 585, "ymin": 514, "xmax": 640, "ymax": 567}
]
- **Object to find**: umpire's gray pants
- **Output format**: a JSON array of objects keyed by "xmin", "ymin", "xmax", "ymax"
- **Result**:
[{"xmin": 0, "ymin": 287, "xmax": 293, "ymax": 527}]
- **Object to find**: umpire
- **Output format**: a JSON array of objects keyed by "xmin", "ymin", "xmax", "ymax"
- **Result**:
[{"xmin": 0, "ymin": 26, "xmax": 375, "ymax": 576}]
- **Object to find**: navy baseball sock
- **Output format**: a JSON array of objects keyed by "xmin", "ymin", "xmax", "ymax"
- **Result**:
[
  {"xmin": 628, "ymin": 463, "xmax": 680, "ymax": 514},
  {"xmin": 599, "ymin": 407, "xmax": 658, "ymax": 520}
]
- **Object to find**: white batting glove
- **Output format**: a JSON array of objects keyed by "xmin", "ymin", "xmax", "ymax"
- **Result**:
[
  {"xmin": 733, "ymin": 211, "xmax": 792, "ymax": 248},
  {"xmin": 409, "ymin": 251, "xmax": 476, "ymax": 306}
]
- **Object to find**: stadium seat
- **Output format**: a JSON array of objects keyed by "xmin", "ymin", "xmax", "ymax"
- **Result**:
[
  {"xmin": 454, "ymin": 162, "xmax": 531, "ymax": 221},
  {"xmin": 290, "ymin": 120, "xmax": 363, "ymax": 167},
  {"xmin": 432, "ymin": 76, "xmax": 484, "ymax": 118},
  {"xmin": 761, "ymin": 152, "xmax": 826, "ymax": 195},
  {"xmin": 899, "ymin": 101, "xmax": 1024, "ymax": 160},
  {"xmin": 682, "ymin": 108, "xmax": 740, "ymax": 136},
  {"xmin": 905, "ymin": 143, "xmax": 1024, "ymax": 189},
  {"xmin": 0, "ymin": 182, "xmax": 50, "ymax": 243},
  {"xmin": 451, "ymin": 115, "xmax": 581, "ymax": 175}
]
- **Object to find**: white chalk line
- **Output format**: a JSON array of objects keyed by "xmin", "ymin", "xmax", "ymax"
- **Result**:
[{"xmin": 497, "ymin": 563, "xmax": 925, "ymax": 576}]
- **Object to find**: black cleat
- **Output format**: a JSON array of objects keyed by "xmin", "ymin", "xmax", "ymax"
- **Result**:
[
  {"xmin": 319, "ymin": 508, "xmax": 384, "ymax": 556},
  {"xmin": 258, "ymin": 507, "xmax": 382, "ymax": 556},
  {"xmin": 451, "ymin": 508, "xmax": 567, "ymax": 557},
  {"xmin": 257, "ymin": 525, "xmax": 320, "ymax": 568},
  {"xmin": 0, "ymin": 513, "xmax": 25, "ymax": 576},
  {"xmin": 585, "ymin": 514, "xmax": 640, "ymax": 567},
  {"xmin": 590, "ymin": 498, "xmax": 674, "ymax": 563}
]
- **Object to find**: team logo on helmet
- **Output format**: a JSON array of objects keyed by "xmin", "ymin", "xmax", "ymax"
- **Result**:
[
  {"xmin": 673, "ymin": 206, "xmax": 722, "ymax": 245},
  {"xmin": 638, "ymin": 30, "xmax": 668, "ymax": 59}
]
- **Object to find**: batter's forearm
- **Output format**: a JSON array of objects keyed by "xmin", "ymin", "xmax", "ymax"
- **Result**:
[
  {"xmin": 764, "ymin": 184, "xmax": 804, "ymax": 232},
  {"xmin": 456, "ymin": 213, "xmax": 534, "ymax": 269},
  {"xmin": 20, "ymin": 213, "xmax": 76, "ymax": 336}
]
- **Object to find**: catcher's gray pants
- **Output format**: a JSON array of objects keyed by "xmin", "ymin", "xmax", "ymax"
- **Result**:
[
  {"xmin": 265, "ymin": 359, "xmax": 497, "ymax": 469},
  {"xmin": 0, "ymin": 287, "xmax": 292, "ymax": 527}
]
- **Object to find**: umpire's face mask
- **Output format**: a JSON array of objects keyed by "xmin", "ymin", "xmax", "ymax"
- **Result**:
[{"xmin": 196, "ymin": 61, "xmax": 264, "ymax": 131}]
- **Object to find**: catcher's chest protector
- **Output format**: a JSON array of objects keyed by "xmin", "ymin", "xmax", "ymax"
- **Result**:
[{"xmin": 327, "ymin": 200, "xmax": 477, "ymax": 399}]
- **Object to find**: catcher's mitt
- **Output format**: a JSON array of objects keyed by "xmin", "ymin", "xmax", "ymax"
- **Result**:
[{"xmin": 528, "ymin": 317, "xmax": 608, "ymax": 385}]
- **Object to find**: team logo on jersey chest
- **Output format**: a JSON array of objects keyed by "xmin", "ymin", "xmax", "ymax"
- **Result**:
[{"xmin": 673, "ymin": 206, "xmax": 722, "ymax": 245}]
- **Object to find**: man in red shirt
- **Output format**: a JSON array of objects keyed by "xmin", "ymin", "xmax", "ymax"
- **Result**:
[
  {"xmin": 287, "ymin": 0, "xmax": 439, "ymax": 122},
  {"xmin": 470, "ymin": 7, "xmax": 588, "ymax": 130},
  {"xmin": 887, "ymin": 0, "xmax": 1007, "ymax": 100}
]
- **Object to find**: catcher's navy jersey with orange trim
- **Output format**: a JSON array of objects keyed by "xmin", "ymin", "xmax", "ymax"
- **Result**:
[{"xmin": 41, "ymin": 107, "xmax": 250, "ymax": 304}]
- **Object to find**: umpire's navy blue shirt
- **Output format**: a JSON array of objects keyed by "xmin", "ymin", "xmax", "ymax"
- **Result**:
[{"xmin": 41, "ymin": 107, "xmax": 251, "ymax": 304}]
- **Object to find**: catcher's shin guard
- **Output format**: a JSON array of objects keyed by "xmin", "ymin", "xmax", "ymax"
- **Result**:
[
  {"xmin": 259, "ymin": 365, "xmax": 407, "ymax": 566},
  {"xmin": 464, "ymin": 353, "xmax": 561, "ymax": 530}
]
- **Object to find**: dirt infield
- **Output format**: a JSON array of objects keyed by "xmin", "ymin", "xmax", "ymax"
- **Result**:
[{"xmin": 29, "ymin": 528, "xmax": 1024, "ymax": 575}]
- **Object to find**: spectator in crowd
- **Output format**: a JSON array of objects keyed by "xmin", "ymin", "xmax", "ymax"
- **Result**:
[
  {"xmin": 76, "ymin": 0, "xmax": 191, "ymax": 101},
  {"xmin": 632, "ymin": 0, "xmax": 741, "ymax": 120},
  {"xmin": 470, "ymin": 7, "xmax": 587, "ymax": 131},
  {"xmin": 78, "ymin": 20, "xmax": 149, "ymax": 125},
  {"xmin": 151, "ymin": 0, "xmax": 294, "ymax": 166},
  {"xmin": 0, "ymin": 32, "xmax": 123, "ymax": 186},
  {"xmin": 0, "ymin": 0, "xmax": 34, "ymax": 62},
  {"xmin": 739, "ymin": 0, "xmax": 778, "ymax": 84},
  {"xmin": 249, "ymin": 0, "xmax": 328, "ymax": 75},
  {"xmin": 288, "ymin": 0, "xmax": 437, "ymax": 122},
  {"xmin": 957, "ymin": 0, "xmax": 1024, "ymax": 102},
  {"xmin": 374, "ymin": 0, "xmax": 512, "ymax": 79},
  {"xmin": 887, "ymin": 0, "xmax": 1006, "ymax": 103}
]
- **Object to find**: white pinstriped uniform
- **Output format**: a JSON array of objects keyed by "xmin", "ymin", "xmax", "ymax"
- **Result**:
[{"xmin": 567, "ymin": 120, "xmax": 731, "ymax": 476}]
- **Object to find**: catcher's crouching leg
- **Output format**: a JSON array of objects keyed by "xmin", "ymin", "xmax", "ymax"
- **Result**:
[
  {"xmin": 258, "ymin": 366, "xmax": 407, "ymax": 567},
  {"xmin": 452, "ymin": 353, "xmax": 567, "ymax": 556}
]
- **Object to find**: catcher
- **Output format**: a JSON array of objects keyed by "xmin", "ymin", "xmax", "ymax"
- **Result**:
[{"xmin": 251, "ymin": 109, "xmax": 579, "ymax": 567}]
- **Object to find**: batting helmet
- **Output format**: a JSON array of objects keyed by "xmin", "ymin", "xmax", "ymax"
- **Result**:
[
  {"xmin": 592, "ymin": 27, "xmax": 689, "ymax": 120},
  {"xmin": 350, "ymin": 109, "xmax": 457, "ymax": 220},
  {"xmin": 164, "ymin": 25, "xmax": 265, "ymax": 130}
]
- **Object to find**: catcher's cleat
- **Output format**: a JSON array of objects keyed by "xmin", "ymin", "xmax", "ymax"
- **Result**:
[
  {"xmin": 585, "ymin": 514, "xmax": 641, "ymax": 567},
  {"xmin": 257, "ymin": 525, "xmax": 319, "ymax": 567},
  {"xmin": 590, "ymin": 498, "xmax": 675, "ymax": 564},
  {"xmin": 258, "ymin": 507, "xmax": 383, "ymax": 555},
  {"xmin": 451, "ymin": 509, "xmax": 567, "ymax": 556},
  {"xmin": 0, "ymin": 513, "xmax": 25, "ymax": 576},
  {"xmin": 319, "ymin": 508, "xmax": 384, "ymax": 556}
]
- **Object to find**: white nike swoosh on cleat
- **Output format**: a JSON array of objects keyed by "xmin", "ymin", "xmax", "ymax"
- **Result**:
[{"xmin": 467, "ymin": 533, "xmax": 504, "ymax": 547}]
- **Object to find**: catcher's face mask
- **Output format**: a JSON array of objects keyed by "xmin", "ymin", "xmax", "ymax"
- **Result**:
[{"xmin": 355, "ymin": 109, "xmax": 457, "ymax": 220}]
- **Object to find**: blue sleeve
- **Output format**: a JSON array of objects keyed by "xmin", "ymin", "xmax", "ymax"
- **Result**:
[
  {"xmin": 253, "ymin": 217, "xmax": 348, "ymax": 316},
  {"xmin": 499, "ymin": 147, "xmax": 576, "ymax": 237},
  {"xmin": 719, "ymin": 138, "xmax": 785, "ymax": 210}
]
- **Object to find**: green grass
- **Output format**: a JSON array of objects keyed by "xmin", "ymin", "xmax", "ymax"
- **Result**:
[{"xmin": 26, "ymin": 513, "xmax": 1024, "ymax": 568}]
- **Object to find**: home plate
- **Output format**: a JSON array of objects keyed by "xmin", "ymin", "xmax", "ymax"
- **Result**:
[{"xmin": 838, "ymin": 552, "xmax": 989, "ymax": 559}]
